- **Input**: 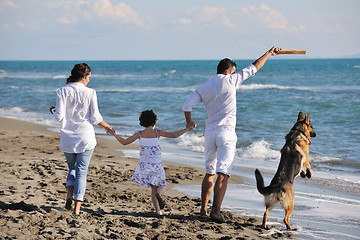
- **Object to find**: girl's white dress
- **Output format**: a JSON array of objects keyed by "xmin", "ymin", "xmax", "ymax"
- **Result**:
[{"xmin": 131, "ymin": 128, "xmax": 166, "ymax": 187}]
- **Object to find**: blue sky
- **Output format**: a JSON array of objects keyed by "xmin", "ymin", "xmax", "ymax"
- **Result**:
[{"xmin": 0, "ymin": 0, "xmax": 359, "ymax": 60}]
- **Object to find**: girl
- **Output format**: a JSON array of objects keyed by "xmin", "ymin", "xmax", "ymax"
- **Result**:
[{"xmin": 109, "ymin": 109, "xmax": 194, "ymax": 215}]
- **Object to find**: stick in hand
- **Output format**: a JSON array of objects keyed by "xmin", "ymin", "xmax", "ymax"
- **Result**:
[{"xmin": 278, "ymin": 49, "xmax": 306, "ymax": 54}]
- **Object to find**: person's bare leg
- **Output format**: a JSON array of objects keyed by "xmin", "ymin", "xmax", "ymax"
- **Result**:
[
  {"xmin": 74, "ymin": 200, "xmax": 82, "ymax": 215},
  {"xmin": 210, "ymin": 173, "xmax": 229, "ymax": 223},
  {"xmin": 151, "ymin": 185, "xmax": 161, "ymax": 214},
  {"xmin": 157, "ymin": 186, "xmax": 165, "ymax": 195},
  {"xmin": 212, "ymin": 173, "xmax": 229, "ymax": 213},
  {"xmin": 155, "ymin": 186, "xmax": 165, "ymax": 210},
  {"xmin": 200, "ymin": 173, "xmax": 216, "ymax": 216}
]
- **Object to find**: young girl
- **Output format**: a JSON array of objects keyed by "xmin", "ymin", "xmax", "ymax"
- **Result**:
[{"xmin": 109, "ymin": 109, "xmax": 194, "ymax": 215}]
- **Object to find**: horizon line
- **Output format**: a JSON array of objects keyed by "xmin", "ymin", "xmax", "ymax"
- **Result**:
[{"xmin": 0, "ymin": 57, "xmax": 359, "ymax": 61}]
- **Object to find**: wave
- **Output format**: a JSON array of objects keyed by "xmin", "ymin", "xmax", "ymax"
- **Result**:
[
  {"xmin": 177, "ymin": 133, "xmax": 205, "ymax": 152},
  {"xmin": 92, "ymin": 69, "xmax": 177, "ymax": 79},
  {"xmin": 311, "ymin": 154, "xmax": 343, "ymax": 163},
  {"xmin": 0, "ymin": 73, "xmax": 54, "ymax": 79},
  {"xmin": 52, "ymin": 75, "xmax": 66, "ymax": 79},
  {"xmin": 96, "ymin": 86, "xmax": 197, "ymax": 93},
  {"xmin": 0, "ymin": 106, "xmax": 24, "ymax": 113},
  {"xmin": 236, "ymin": 139, "xmax": 280, "ymax": 161},
  {"xmin": 0, "ymin": 69, "xmax": 7, "ymax": 77},
  {"xmin": 238, "ymin": 83, "xmax": 312, "ymax": 92},
  {"xmin": 0, "ymin": 68, "xmax": 178, "ymax": 80},
  {"xmin": 0, "ymin": 107, "xmax": 58, "ymax": 127},
  {"xmin": 177, "ymin": 135, "xmax": 281, "ymax": 162},
  {"xmin": 96, "ymin": 83, "xmax": 314, "ymax": 93}
]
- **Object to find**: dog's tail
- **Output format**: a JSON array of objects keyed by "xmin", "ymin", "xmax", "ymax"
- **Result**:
[{"xmin": 255, "ymin": 169, "xmax": 272, "ymax": 195}]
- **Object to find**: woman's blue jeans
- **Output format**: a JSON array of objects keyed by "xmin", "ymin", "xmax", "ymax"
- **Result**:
[{"xmin": 64, "ymin": 148, "xmax": 94, "ymax": 201}]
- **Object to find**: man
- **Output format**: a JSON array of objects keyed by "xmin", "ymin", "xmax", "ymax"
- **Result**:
[{"xmin": 182, "ymin": 46, "xmax": 281, "ymax": 223}]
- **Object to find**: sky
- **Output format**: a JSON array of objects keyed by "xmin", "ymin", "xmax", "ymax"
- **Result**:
[{"xmin": 0, "ymin": 0, "xmax": 360, "ymax": 60}]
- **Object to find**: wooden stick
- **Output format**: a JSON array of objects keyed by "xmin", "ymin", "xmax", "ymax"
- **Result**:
[{"xmin": 278, "ymin": 49, "xmax": 306, "ymax": 54}]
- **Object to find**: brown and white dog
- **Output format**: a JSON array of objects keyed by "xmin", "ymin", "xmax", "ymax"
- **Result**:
[{"xmin": 255, "ymin": 111, "xmax": 316, "ymax": 230}]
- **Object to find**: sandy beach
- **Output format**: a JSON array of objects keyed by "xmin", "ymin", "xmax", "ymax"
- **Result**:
[{"xmin": 0, "ymin": 117, "xmax": 292, "ymax": 239}]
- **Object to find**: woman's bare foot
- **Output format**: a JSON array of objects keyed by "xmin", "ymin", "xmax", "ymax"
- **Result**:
[{"xmin": 74, "ymin": 200, "xmax": 82, "ymax": 215}]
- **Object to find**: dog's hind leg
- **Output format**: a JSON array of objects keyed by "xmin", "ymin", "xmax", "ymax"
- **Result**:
[
  {"xmin": 284, "ymin": 203, "xmax": 294, "ymax": 230},
  {"xmin": 262, "ymin": 194, "xmax": 278, "ymax": 229},
  {"xmin": 262, "ymin": 206, "xmax": 270, "ymax": 229},
  {"xmin": 281, "ymin": 183, "xmax": 295, "ymax": 230}
]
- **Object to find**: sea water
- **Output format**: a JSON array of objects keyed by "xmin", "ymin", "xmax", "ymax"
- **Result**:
[{"xmin": 1, "ymin": 59, "xmax": 360, "ymax": 239}]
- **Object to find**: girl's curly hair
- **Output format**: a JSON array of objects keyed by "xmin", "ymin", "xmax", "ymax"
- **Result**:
[{"xmin": 139, "ymin": 109, "xmax": 157, "ymax": 127}]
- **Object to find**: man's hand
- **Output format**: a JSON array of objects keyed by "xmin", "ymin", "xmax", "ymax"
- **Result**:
[
  {"xmin": 186, "ymin": 121, "xmax": 197, "ymax": 130},
  {"xmin": 184, "ymin": 111, "xmax": 196, "ymax": 130},
  {"xmin": 269, "ymin": 46, "xmax": 282, "ymax": 55}
]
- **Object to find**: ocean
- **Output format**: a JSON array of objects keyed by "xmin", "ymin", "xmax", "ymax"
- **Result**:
[{"xmin": 1, "ymin": 59, "xmax": 359, "ymax": 239}]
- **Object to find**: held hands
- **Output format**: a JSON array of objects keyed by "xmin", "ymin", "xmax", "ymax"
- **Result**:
[
  {"xmin": 269, "ymin": 46, "xmax": 282, "ymax": 55},
  {"xmin": 186, "ymin": 121, "xmax": 197, "ymax": 131},
  {"xmin": 106, "ymin": 127, "xmax": 115, "ymax": 136}
]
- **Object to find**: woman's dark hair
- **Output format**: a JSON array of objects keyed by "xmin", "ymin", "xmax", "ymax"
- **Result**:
[
  {"xmin": 217, "ymin": 58, "xmax": 237, "ymax": 74},
  {"xmin": 139, "ymin": 109, "xmax": 158, "ymax": 127},
  {"xmin": 66, "ymin": 63, "xmax": 92, "ymax": 84}
]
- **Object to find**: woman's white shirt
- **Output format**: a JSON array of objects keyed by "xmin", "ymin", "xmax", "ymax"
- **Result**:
[{"xmin": 53, "ymin": 82, "xmax": 103, "ymax": 153}]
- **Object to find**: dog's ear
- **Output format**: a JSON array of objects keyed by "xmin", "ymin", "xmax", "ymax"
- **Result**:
[
  {"xmin": 305, "ymin": 112, "xmax": 310, "ymax": 124},
  {"xmin": 297, "ymin": 111, "xmax": 304, "ymax": 122}
]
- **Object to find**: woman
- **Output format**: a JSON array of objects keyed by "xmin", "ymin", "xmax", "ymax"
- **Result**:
[{"xmin": 50, "ymin": 63, "xmax": 112, "ymax": 215}]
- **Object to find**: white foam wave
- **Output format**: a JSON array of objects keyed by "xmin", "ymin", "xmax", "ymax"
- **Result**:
[
  {"xmin": 0, "ymin": 69, "xmax": 7, "ymax": 77},
  {"xmin": 0, "ymin": 107, "xmax": 58, "ymax": 127},
  {"xmin": 0, "ymin": 73, "xmax": 51, "ymax": 79},
  {"xmin": 91, "ymin": 73, "xmax": 161, "ymax": 79},
  {"xmin": 238, "ymin": 83, "xmax": 311, "ymax": 91},
  {"xmin": 164, "ymin": 70, "xmax": 176, "ymax": 76},
  {"xmin": 177, "ymin": 136, "xmax": 282, "ymax": 163},
  {"xmin": 52, "ymin": 75, "xmax": 66, "ymax": 79},
  {"xmin": 353, "ymin": 65, "xmax": 360, "ymax": 69},
  {"xmin": 0, "ymin": 72, "xmax": 66, "ymax": 80},
  {"xmin": 177, "ymin": 133, "xmax": 205, "ymax": 152},
  {"xmin": 96, "ymin": 86, "xmax": 196, "ymax": 93},
  {"xmin": 311, "ymin": 154, "xmax": 343, "ymax": 163},
  {"xmin": 237, "ymin": 140, "xmax": 280, "ymax": 162},
  {"xmin": 0, "ymin": 106, "xmax": 24, "ymax": 113}
]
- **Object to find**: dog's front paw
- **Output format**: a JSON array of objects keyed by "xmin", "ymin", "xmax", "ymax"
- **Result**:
[
  {"xmin": 306, "ymin": 169, "xmax": 311, "ymax": 178},
  {"xmin": 300, "ymin": 171, "xmax": 306, "ymax": 178}
]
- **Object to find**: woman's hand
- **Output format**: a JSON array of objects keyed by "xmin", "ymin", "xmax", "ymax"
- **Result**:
[{"xmin": 49, "ymin": 106, "xmax": 55, "ymax": 114}]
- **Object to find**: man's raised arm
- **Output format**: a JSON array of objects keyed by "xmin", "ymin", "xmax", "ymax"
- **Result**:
[{"xmin": 252, "ymin": 46, "xmax": 281, "ymax": 71}]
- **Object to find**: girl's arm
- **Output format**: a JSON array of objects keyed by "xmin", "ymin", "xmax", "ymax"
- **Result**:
[
  {"xmin": 158, "ymin": 126, "xmax": 193, "ymax": 138},
  {"xmin": 111, "ymin": 130, "xmax": 139, "ymax": 145}
]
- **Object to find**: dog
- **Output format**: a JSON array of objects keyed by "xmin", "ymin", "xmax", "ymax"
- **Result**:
[{"xmin": 255, "ymin": 111, "xmax": 316, "ymax": 230}]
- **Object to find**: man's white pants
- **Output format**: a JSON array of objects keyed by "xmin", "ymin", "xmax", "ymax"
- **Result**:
[{"xmin": 204, "ymin": 125, "xmax": 237, "ymax": 176}]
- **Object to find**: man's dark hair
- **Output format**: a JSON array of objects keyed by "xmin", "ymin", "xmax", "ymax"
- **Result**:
[
  {"xmin": 139, "ymin": 109, "xmax": 158, "ymax": 127},
  {"xmin": 217, "ymin": 58, "xmax": 237, "ymax": 74}
]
